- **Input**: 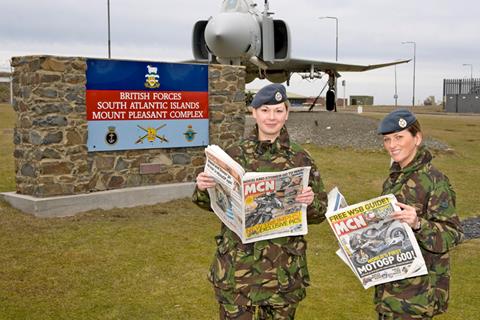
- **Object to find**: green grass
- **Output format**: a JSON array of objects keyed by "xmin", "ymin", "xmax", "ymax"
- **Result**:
[
  {"xmin": 1, "ymin": 105, "xmax": 479, "ymax": 319},
  {"xmin": 0, "ymin": 103, "xmax": 15, "ymax": 192}
]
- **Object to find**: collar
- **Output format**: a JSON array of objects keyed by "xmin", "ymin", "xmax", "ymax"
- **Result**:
[
  {"xmin": 247, "ymin": 125, "xmax": 291, "ymax": 155},
  {"xmin": 389, "ymin": 145, "xmax": 432, "ymax": 174}
]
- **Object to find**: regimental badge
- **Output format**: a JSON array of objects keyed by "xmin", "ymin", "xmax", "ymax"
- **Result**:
[
  {"xmin": 183, "ymin": 125, "xmax": 197, "ymax": 142},
  {"xmin": 398, "ymin": 118, "xmax": 407, "ymax": 128},
  {"xmin": 105, "ymin": 126, "xmax": 118, "ymax": 145},
  {"xmin": 144, "ymin": 64, "xmax": 160, "ymax": 89},
  {"xmin": 135, "ymin": 124, "xmax": 168, "ymax": 144},
  {"xmin": 275, "ymin": 91, "xmax": 282, "ymax": 102}
]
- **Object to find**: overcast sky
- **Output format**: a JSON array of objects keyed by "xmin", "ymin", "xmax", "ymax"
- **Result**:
[{"xmin": 1, "ymin": 0, "xmax": 478, "ymax": 105}]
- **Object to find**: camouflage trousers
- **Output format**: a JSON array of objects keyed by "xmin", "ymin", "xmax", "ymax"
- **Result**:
[
  {"xmin": 219, "ymin": 303, "xmax": 298, "ymax": 320},
  {"xmin": 378, "ymin": 313, "xmax": 432, "ymax": 320}
]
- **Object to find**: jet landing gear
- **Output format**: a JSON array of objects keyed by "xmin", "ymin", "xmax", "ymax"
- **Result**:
[
  {"xmin": 326, "ymin": 70, "xmax": 337, "ymax": 112},
  {"xmin": 307, "ymin": 69, "xmax": 338, "ymax": 112}
]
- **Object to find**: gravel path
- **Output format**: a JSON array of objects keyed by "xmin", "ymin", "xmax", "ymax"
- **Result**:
[
  {"xmin": 245, "ymin": 111, "xmax": 479, "ymax": 240},
  {"xmin": 461, "ymin": 218, "xmax": 480, "ymax": 240}
]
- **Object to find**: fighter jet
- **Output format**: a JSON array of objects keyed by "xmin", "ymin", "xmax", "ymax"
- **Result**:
[{"xmin": 192, "ymin": 0, "xmax": 410, "ymax": 111}]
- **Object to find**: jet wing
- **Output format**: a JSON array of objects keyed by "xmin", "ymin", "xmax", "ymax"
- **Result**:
[{"xmin": 253, "ymin": 58, "xmax": 411, "ymax": 77}]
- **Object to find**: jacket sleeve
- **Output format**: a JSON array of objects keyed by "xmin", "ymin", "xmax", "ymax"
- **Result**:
[
  {"xmin": 307, "ymin": 160, "xmax": 327, "ymax": 224},
  {"xmin": 415, "ymin": 177, "xmax": 464, "ymax": 253},
  {"xmin": 192, "ymin": 143, "xmax": 241, "ymax": 212},
  {"xmin": 192, "ymin": 186, "xmax": 213, "ymax": 211}
]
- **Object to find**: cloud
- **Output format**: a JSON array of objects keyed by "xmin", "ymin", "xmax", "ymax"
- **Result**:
[{"xmin": 1, "ymin": 0, "xmax": 479, "ymax": 104}]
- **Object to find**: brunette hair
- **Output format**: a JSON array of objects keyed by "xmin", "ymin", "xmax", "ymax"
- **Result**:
[{"xmin": 407, "ymin": 120, "xmax": 422, "ymax": 136}]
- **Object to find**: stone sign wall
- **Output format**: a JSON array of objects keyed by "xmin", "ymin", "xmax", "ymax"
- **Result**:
[{"xmin": 11, "ymin": 55, "xmax": 246, "ymax": 197}]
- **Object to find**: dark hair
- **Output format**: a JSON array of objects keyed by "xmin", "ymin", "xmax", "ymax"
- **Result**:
[{"xmin": 407, "ymin": 120, "xmax": 422, "ymax": 136}]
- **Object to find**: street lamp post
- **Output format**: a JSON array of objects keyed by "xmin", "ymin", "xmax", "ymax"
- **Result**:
[
  {"xmin": 462, "ymin": 63, "xmax": 473, "ymax": 79},
  {"xmin": 107, "ymin": 0, "xmax": 111, "ymax": 58},
  {"xmin": 402, "ymin": 41, "xmax": 416, "ymax": 107},
  {"xmin": 318, "ymin": 16, "xmax": 338, "ymax": 61},
  {"xmin": 394, "ymin": 65, "xmax": 398, "ymax": 107}
]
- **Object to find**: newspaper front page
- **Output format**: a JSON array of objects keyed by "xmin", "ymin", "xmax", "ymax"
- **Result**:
[
  {"xmin": 204, "ymin": 145, "xmax": 311, "ymax": 243},
  {"xmin": 326, "ymin": 188, "xmax": 427, "ymax": 289}
]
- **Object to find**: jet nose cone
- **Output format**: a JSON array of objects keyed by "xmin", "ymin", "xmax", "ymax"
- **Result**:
[{"xmin": 204, "ymin": 13, "xmax": 256, "ymax": 58}]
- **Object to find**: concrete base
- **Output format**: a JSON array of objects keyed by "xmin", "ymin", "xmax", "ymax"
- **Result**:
[{"xmin": 1, "ymin": 182, "xmax": 196, "ymax": 218}]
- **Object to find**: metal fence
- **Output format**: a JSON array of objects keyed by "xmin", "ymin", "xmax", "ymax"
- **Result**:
[{"xmin": 444, "ymin": 78, "xmax": 480, "ymax": 113}]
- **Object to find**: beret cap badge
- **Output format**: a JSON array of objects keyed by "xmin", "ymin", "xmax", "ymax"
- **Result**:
[
  {"xmin": 250, "ymin": 83, "xmax": 288, "ymax": 108},
  {"xmin": 275, "ymin": 91, "xmax": 282, "ymax": 102},
  {"xmin": 377, "ymin": 109, "xmax": 417, "ymax": 134}
]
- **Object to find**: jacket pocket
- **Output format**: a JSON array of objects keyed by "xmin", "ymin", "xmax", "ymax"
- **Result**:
[
  {"xmin": 208, "ymin": 235, "xmax": 236, "ymax": 290},
  {"xmin": 277, "ymin": 238, "xmax": 308, "ymax": 292},
  {"xmin": 383, "ymin": 274, "xmax": 435, "ymax": 317}
]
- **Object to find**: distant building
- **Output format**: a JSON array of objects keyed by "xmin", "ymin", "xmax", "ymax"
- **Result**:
[
  {"xmin": 337, "ymin": 98, "xmax": 348, "ymax": 107},
  {"xmin": 286, "ymin": 92, "xmax": 309, "ymax": 106},
  {"xmin": 350, "ymin": 95, "xmax": 374, "ymax": 105},
  {"xmin": 305, "ymin": 96, "xmax": 325, "ymax": 106},
  {"xmin": 444, "ymin": 78, "xmax": 480, "ymax": 113}
]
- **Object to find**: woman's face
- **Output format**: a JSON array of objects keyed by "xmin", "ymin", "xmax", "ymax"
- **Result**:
[
  {"xmin": 382, "ymin": 128, "xmax": 422, "ymax": 168},
  {"xmin": 252, "ymin": 103, "xmax": 289, "ymax": 141}
]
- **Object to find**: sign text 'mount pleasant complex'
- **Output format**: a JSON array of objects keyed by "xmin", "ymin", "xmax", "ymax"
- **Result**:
[{"xmin": 86, "ymin": 59, "xmax": 209, "ymax": 152}]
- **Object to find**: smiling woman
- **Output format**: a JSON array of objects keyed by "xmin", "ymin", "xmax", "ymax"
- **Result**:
[
  {"xmin": 193, "ymin": 83, "xmax": 328, "ymax": 319},
  {"xmin": 374, "ymin": 109, "xmax": 464, "ymax": 320}
]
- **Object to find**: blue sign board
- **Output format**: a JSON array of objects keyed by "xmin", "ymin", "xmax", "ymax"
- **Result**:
[{"xmin": 86, "ymin": 59, "xmax": 209, "ymax": 151}]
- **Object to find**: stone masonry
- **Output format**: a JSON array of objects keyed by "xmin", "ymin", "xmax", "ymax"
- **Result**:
[{"xmin": 11, "ymin": 55, "xmax": 246, "ymax": 197}]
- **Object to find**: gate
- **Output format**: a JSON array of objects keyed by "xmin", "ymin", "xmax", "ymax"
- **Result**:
[{"xmin": 444, "ymin": 78, "xmax": 480, "ymax": 113}]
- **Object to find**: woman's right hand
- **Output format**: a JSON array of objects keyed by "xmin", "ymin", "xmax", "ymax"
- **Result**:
[{"xmin": 196, "ymin": 172, "xmax": 216, "ymax": 191}]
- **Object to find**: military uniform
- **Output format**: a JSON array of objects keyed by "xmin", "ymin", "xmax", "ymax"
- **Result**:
[
  {"xmin": 374, "ymin": 145, "xmax": 464, "ymax": 319},
  {"xmin": 193, "ymin": 126, "xmax": 327, "ymax": 319}
]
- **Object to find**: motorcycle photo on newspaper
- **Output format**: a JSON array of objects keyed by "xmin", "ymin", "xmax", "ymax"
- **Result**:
[
  {"xmin": 245, "ymin": 192, "xmax": 283, "ymax": 228},
  {"xmin": 349, "ymin": 219, "xmax": 410, "ymax": 266}
]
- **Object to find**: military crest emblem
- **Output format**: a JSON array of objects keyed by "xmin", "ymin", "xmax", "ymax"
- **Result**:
[
  {"xmin": 105, "ymin": 126, "xmax": 118, "ymax": 145},
  {"xmin": 144, "ymin": 64, "xmax": 160, "ymax": 88},
  {"xmin": 183, "ymin": 125, "xmax": 197, "ymax": 142},
  {"xmin": 398, "ymin": 118, "xmax": 407, "ymax": 128},
  {"xmin": 275, "ymin": 91, "xmax": 282, "ymax": 102},
  {"xmin": 135, "ymin": 124, "xmax": 168, "ymax": 144}
]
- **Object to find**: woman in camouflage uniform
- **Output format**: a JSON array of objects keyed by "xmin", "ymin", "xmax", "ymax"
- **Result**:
[
  {"xmin": 375, "ymin": 109, "xmax": 464, "ymax": 320},
  {"xmin": 193, "ymin": 84, "xmax": 327, "ymax": 320}
]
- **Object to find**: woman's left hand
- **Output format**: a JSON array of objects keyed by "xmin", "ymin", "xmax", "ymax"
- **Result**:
[
  {"xmin": 391, "ymin": 202, "xmax": 419, "ymax": 229},
  {"xmin": 295, "ymin": 187, "xmax": 314, "ymax": 205}
]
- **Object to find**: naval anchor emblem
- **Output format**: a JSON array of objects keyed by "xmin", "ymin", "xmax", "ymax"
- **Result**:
[{"xmin": 105, "ymin": 126, "xmax": 118, "ymax": 145}]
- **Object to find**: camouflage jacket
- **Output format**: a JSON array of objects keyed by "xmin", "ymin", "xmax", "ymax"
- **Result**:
[
  {"xmin": 193, "ymin": 126, "xmax": 327, "ymax": 306},
  {"xmin": 374, "ymin": 146, "xmax": 464, "ymax": 318}
]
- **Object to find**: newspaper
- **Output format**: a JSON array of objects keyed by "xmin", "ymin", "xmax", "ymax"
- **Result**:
[
  {"xmin": 326, "ymin": 187, "xmax": 427, "ymax": 289},
  {"xmin": 204, "ymin": 145, "xmax": 311, "ymax": 243}
]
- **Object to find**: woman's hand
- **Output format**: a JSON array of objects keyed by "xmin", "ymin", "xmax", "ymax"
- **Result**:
[
  {"xmin": 391, "ymin": 202, "xmax": 420, "ymax": 229},
  {"xmin": 295, "ymin": 187, "xmax": 314, "ymax": 206},
  {"xmin": 196, "ymin": 172, "xmax": 216, "ymax": 191}
]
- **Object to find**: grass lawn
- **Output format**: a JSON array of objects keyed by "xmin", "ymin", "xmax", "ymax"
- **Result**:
[
  {"xmin": 0, "ymin": 103, "xmax": 15, "ymax": 192},
  {"xmin": 1, "ymin": 104, "xmax": 479, "ymax": 319}
]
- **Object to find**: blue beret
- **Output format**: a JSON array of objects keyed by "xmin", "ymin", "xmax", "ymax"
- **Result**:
[
  {"xmin": 251, "ymin": 84, "xmax": 288, "ymax": 108},
  {"xmin": 377, "ymin": 109, "xmax": 417, "ymax": 134}
]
